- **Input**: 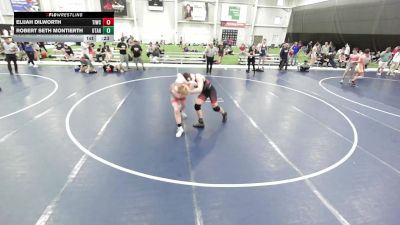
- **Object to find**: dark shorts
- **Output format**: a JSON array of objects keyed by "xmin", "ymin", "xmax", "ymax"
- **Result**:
[{"xmin": 198, "ymin": 85, "xmax": 218, "ymax": 104}]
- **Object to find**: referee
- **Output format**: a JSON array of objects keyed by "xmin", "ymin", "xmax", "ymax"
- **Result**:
[{"xmin": 2, "ymin": 37, "xmax": 19, "ymax": 75}]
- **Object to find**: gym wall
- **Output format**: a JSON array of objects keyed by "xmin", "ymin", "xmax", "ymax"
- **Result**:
[{"xmin": 286, "ymin": 0, "xmax": 400, "ymax": 51}]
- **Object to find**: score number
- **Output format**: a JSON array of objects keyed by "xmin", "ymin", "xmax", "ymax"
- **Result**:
[{"xmin": 102, "ymin": 18, "xmax": 114, "ymax": 26}]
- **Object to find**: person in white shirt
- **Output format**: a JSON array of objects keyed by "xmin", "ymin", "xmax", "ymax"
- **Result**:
[
  {"xmin": 2, "ymin": 37, "xmax": 19, "ymax": 75},
  {"xmin": 204, "ymin": 43, "xmax": 217, "ymax": 74},
  {"xmin": 388, "ymin": 51, "xmax": 400, "ymax": 76}
]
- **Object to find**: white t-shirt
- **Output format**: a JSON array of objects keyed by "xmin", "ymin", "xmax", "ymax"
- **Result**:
[{"xmin": 392, "ymin": 52, "xmax": 400, "ymax": 63}]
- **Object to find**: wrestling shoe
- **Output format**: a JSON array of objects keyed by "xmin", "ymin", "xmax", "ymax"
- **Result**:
[
  {"xmin": 176, "ymin": 126, "xmax": 184, "ymax": 138},
  {"xmin": 222, "ymin": 112, "xmax": 228, "ymax": 123},
  {"xmin": 193, "ymin": 121, "xmax": 205, "ymax": 128}
]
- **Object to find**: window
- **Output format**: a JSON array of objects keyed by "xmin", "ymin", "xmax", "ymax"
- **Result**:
[{"xmin": 277, "ymin": 0, "xmax": 284, "ymax": 6}]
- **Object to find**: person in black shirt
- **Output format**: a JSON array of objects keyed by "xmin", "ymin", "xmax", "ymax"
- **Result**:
[
  {"xmin": 131, "ymin": 40, "xmax": 145, "ymax": 70},
  {"xmin": 246, "ymin": 44, "xmax": 256, "ymax": 73},
  {"xmin": 63, "ymin": 44, "xmax": 74, "ymax": 61},
  {"xmin": 279, "ymin": 43, "xmax": 289, "ymax": 71},
  {"xmin": 117, "ymin": 38, "xmax": 129, "ymax": 69}
]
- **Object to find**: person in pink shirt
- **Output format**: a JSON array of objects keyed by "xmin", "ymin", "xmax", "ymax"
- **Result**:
[{"xmin": 340, "ymin": 48, "xmax": 359, "ymax": 84}]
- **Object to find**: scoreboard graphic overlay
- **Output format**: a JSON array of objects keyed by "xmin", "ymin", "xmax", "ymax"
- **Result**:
[{"xmin": 13, "ymin": 12, "xmax": 114, "ymax": 42}]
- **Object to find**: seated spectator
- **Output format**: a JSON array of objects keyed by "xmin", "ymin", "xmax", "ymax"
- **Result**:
[
  {"xmin": 327, "ymin": 51, "xmax": 337, "ymax": 68},
  {"xmin": 151, "ymin": 45, "xmax": 161, "ymax": 63},
  {"xmin": 225, "ymin": 45, "xmax": 234, "ymax": 55},
  {"xmin": 338, "ymin": 52, "xmax": 346, "ymax": 68},
  {"xmin": 95, "ymin": 47, "xmax": 105, "ymax": 62},
  {"xmin": 102, "ymin": 61, "xmax": 125, "ymax": 73},
  {"xmin": 79, "ymin": 54, "xmax": 96, "ymax": 73},
  {"xmin": 298, "ymin": 60, "xmax": 310, "ymax": 72},
  {"xmin": 183, "ymin": 45, "xmax": 189, "ymax": 52},
  {"xmin": 239, "ymin": 43, "xmax": 246, "ymax": 56},
  {"xmin": 147, "ymin": 42, "xmax": 154, "ymax": 57}
]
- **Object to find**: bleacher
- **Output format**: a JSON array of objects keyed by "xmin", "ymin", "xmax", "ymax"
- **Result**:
[
  {"xmin": 238, "ymin": 53, "xmax": 280, "ymax": 65},
  {"xmin": 158, "ymin": 51, "xmax": 205, "ymax": 64}
]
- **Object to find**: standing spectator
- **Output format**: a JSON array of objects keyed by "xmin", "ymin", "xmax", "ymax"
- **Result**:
[
  {"xmin": 64, "ymin": 44, "xmax": 74, "ymax": 61},
  {"xmin": 104, "ymin": 45, "xmax": 113, "ymax": 62},
  {"xmin": 279, "ymin": 43, "xmax": 289, "ymax": 71},
  {"xmin": 3, "ymin": 37, "xmax": 19, "ymax": 75},
  {"xmin": 131, "ymin": 40, "xmax": 145, "ymax": 70},
  {"xmin": 179, "ymin": 36, "xmax": 183, "ymax": 48},
  {"xmin": 24, "ymin": 42, "xmax": 37, "ymax": 67},
  {"xmin": 306, "ymin": 41, "xmax": 313, "ymax": 55},
  {"xmin": 388, "ymin": 50, "xmax": 400, "ymax": 76},
  {"xmin": 328, "ymin": 41, "xmax": 335, "ymax": 53},
  {"xmin": 246, "ymin": 43, "xmax": 257, "ymax": 73},
  {"xmin": 38, "ymin": 42, "xmax": 47, "ymax": 53},
  {"xmin": 204, "ymin": 43, "xmax": 217, "ymax": 74},
  {"xmin": 228, "ymin": 37, "xmax": 233, "ymax": 46},
  {"xmin": 289, "ymin": 42, "xmax": 301, "ymax": 66},
  {"xmin": 217, "ymin": 42, "xmax": 224, "ymax": 64},
  {"xmin": 310, "ymin": 43, "xmax": 318, "ymax": 65},
  {"xmin": 344, "ymin": 43, "xmax": 350, "ymax": 57},
  {"xmin": 88, "ymin": 43, "xmax": 96, "ymax": 61},
  {"xmin": 117, "ymin": 38, "xmax": 129, "ymax": 69},
  {"xmin": 257, "ymin": 38, "xmax": 268, "ymax": 70},
  {"xmin": 377, "ymin": 47, "xmax": 392, "ymax": 75}
]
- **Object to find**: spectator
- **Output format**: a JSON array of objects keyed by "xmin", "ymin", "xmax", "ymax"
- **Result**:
[
  {"xmin": 377, "ymin": 47, "xmax": 392, "ymax": 75},
  {"xmin": 239, "ymin": 43, "xmax": 246, "ymax": 56},
  {"xmin": 307, "ymin": 41, "xmax": 313, "ymax": 54},
  {"xmin": 147, "ymin": 42, "xmax": 154, "ymax": 57},
  {"xmin": 79, "ymin": 54, "xmax": 96, "ymax": 73},
  {"xmin": 329, "ymin": 41, "xmax": 335, "ymax": 53},
  {"xmin": 388, "ymin": 50, "xmax": 400, "ymax": 76},
  {"xmin": 257, "ymin": 38, "xmax": 268, "ymax": 69},
  {"xmin": 228, "ymin": 37, "xmax": 233, "ymax": 46},
  {"xmin": 289, "ymin": 41, "xmax": 301, "ymax": 66},
  {"xmin": 246, "ymin": 43, "xmax": 257, "ymax": 73},
  {"xmin": 298, "ymin": 60, "xmax": 310, "ymax": 72},
  {"xmin": 117, "ymin": 38, "xmax": 129, "ymax": 69},
  {"xmin": 64, "ymin": 44, "xmax": 74, "ymax": 61},
  {"xmin": 225, "ymin": 45, "xmax": 233, "ymax": 55},
  {"xmin": 183, "ymin": 45, "xmax": 189, "ymax": 52},
  {"xmin": 327, "ymin": 51, "xmax": 337, "ymax": 68},
  {"xmin": 279, "ymin": 43, "xmax": 289, "ymax": 71},
  {"xmin": 204, "ymin": 43, "xmax": 217, "ymax": 74},
  {"xmin": 2, "ymin": 37, "xmax": 19, "ymax": 75},
  {"xmin": 344, "ymin": 43, "xmax": 350, "ymax": 57},
  {"xmin": 131, "ymin": 40, "xmax": 145, "ymax": 70},
  {"xmin": 321, "ymin": 42, "xmax": 329, "ymax": 56},
  {"xmin": 310, "ymin": 43, "xmax": 318, "ymax": 65},
  {"xmin": 95, "ymin": 47, "xmax": 105, "ymax": 62},
  {"xmin": 217, "ymin": 42, "xmax": 224, "ymax": 64},
  {"xmin": 338, "ymin": 52, "xmax": 347, "ymax": 68},
  {"xmin": 24, "ymin": 42, "xmax": 37, "ymax": 67},
  {"xmin": 151, "ymin": 45, "xmax": 161, "ymax": 63},
  {"xmin": 104, "ymin": 45, "xmax": 113, "ymax": 62}
]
